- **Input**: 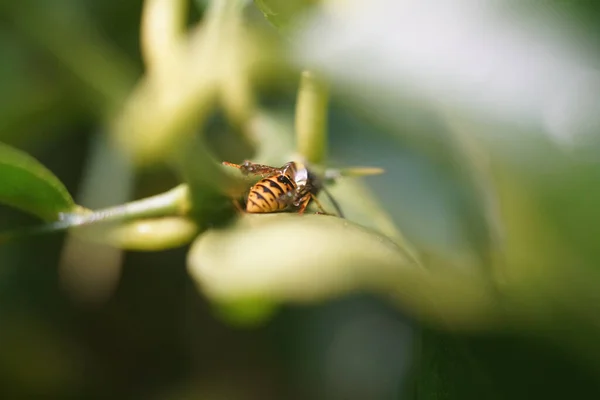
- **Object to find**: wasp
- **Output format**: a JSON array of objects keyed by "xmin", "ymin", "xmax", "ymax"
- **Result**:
[{"xmin": 222, "ymin": 160, "xmax": 344, "ymax": 217}]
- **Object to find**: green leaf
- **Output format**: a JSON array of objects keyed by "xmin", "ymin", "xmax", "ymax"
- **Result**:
[
  {"xmin": 187, "ymin": 213, "xmax": 499, "ymax": 329},
  {"xmin": 0, "ymin": 142, "xmax": 74, "ymax": 221},
  {"xmin": 84, "ymin": 217, "xmax": 199, "ymax": 251},
  {"xmin": 187, "ymin": 213, "xmax": 420, "ymax": 304},
  {"xmin": 320, "ymin": 177, "xmax": 420, "ymax": 264}
]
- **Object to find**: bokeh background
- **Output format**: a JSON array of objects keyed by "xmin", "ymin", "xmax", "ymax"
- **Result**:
[{"xmin": 3, "ymin": 0, "xmax": 600, "ymax": 399}]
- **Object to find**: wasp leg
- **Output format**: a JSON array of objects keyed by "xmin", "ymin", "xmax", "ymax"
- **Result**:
[
  {"xmin": 296, "ymin": 195, "xmax": 312, "ymax": 215},
  {"xmin": 309, "ymin": 193, "xmax": 334, "ymax": 216},
  {"xmin": 277, "ymin": 186, "xmax": 328, "ymax": 216},
  {"xmin": 222, "ymin": 160, "xmax": 281, "ymax": 177},
  {"xmin": 289, "ymin": 182, "xmax": 333, "ymax": 216},
  {"xmin": 274, "ymin": 187, "xmax": 305, "ymax": 213},
  {"xmin": 321, "ymin": 187, "xmax": 345, "ymax": 218}
]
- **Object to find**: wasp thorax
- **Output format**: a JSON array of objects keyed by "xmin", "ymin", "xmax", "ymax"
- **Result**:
[{"xmin": 241, "ymin": 160, "xmax": 254, "ymax": 174}]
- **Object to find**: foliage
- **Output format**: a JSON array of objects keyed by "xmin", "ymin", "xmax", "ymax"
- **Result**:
[{"xmin": 2, "ymin": 0, "xmax": 600, "ymax": 398}]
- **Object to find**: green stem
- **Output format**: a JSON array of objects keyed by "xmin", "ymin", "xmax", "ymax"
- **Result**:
[
  {"xmin": 0, "ymin": 185, "xmax": 191, "ymax": 241},
  {"xmin": 203, "ymin": 0, "xmax": 248, "ymax": 29},
  {"xmin": 295, "ymin": 70, "xmax": 329, "ymax": 165},
  {"xmin": 111, "ymin": 0, "xmax": 249, "ymax": 165},
  {"xmin": 69, "ymin": 184, "xmax": 190, "ymax": 225}
]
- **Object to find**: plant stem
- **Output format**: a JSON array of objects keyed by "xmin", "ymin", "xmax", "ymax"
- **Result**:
[
  {"xmin": 64, "ymin": 184, "xmax": 191, "ymax": 226},
  {"xmin": 295, "ymin": 70, "xmax": 329, "ymax": 165},
  {"xmin": 0, "ymin": 185, "xmax": 191, "ymax": 241}
]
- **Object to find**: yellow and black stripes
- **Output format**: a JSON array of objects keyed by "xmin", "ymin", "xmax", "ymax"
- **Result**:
[
  {"xmin": 222, "ymin": 160, "xmax": 328, "ymax": 214},
  {"xmin": 245, "ymin": 173, "xmax": 297, "ymax": 213}
]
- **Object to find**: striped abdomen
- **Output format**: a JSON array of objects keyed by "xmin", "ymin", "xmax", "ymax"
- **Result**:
[{"xmin": 246, "ymin": 173, "xmax": 297, "ymax": 213}]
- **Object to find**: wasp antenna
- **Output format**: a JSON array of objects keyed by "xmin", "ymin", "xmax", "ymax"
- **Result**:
[
  {"xmin": 346, "ymin": 167, "xmax": 385, "ymax": 176},
  {"xmin": 222, "ymin": 161, "xmax": 242, "ymax": 169},
  {"xmin": 326, "ymin": 167, "xmax": 385, "ymax": 180},
  {"xmin": 322, "ymin": 187, "xmax": 345, "ymax": 219}
]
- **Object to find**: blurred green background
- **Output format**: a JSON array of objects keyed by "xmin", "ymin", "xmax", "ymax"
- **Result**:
[{"xmin": 3, "ymin": 0, "xmax": 600, "ymax": 399}]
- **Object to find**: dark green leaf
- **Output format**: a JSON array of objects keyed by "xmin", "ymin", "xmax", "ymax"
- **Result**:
[{"xmin": 0, "ymin": 142, "xmax": 74, "ymax": 221}]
